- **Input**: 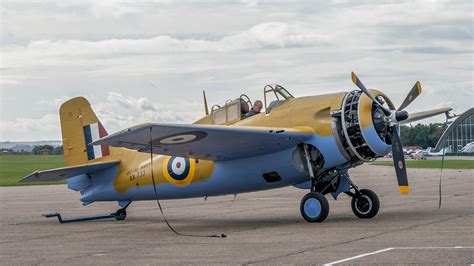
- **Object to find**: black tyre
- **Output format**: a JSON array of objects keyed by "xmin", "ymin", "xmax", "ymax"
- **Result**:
[
  {"xmin": 351, "ymin": 189, "xmax": 379, "ymax": 219},
  {"xmin": 300, "ymin": 192, "xmax": 330, "ymax": 223},
  {"xmin": 114, "ymin": 209, "xmax": 127, "ymax": 220}
]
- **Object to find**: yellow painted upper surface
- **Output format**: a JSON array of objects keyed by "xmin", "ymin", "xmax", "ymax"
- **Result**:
[{"xmin": 196, "ymin": 92, "xmax": 347, "ymax": 136}]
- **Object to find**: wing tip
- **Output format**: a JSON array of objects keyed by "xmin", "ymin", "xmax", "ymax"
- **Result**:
[{"xmin": 17, "ymin": 171, "xmax": 38, "ymax": 183}]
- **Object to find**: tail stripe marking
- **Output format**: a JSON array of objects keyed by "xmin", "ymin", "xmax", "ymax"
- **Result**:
[
  {"xmin": 98, "ymin": 122, "xmax": 110, "ymax": 156},
  {"xmin": 90, "ymin": 123, "xmax": 103, "ymax": 159},
  {"xmin": 83, "ymin": 125, "xmax": 95, "ymax": 160},
  {"xmin": 83, "ymin": 122, "xmax": 109, "ymax": 160}
]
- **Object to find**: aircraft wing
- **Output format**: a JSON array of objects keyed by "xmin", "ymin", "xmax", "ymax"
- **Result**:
[
  {"xmin": 19, "ymin": 160, "xmax": 120, "ymax": 183},
  {"xmin": 93, "ymin": 123, "xmax": 314, "ymax": 161}
]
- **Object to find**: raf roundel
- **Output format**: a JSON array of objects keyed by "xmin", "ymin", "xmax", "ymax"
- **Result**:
[
  {"xmin": 398, "ymin": 161, "xmax": 404, "ymax": 169},
  {"xmin": 152, "ymin": 131, "xmax": 208, "ymax": 146},
  {"xmin": 160, "ymin": 134, "xmax": 197, "ymax": 145},
  {"xmin": 163, "ymin": 156, "xmax": 196, "ymax": 186}
]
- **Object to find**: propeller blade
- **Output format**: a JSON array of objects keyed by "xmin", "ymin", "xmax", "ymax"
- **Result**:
[
  {"xmin": 391, "ymin": 127, "xmax": 409, "ymax": 194},
  {"xmin": 351, "ymin": 72, "xmax": 392, "ymax": 115},
  {"xmin": 397, "ymin": 81, "xmax": 422, "ymax": 111},
  {"xmin": 401, "ymin": 108, "xmax": 452, "ymax": 124}
]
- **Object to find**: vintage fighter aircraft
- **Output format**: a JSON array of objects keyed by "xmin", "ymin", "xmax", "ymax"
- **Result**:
[{"xmin": 21, "ymin": 72, "xmax": 452, "ymax": 223}]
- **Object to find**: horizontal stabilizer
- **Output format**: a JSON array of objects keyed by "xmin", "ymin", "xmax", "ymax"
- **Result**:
[
  {"xmin": 93, "ymin": 123, "xmax": 313, "ymax": 161},
  {"xmin": 18, "ymin": 160, "xmax": 120, "ymax": 183}
]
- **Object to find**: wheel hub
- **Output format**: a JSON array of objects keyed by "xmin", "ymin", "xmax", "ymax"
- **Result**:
[
  {"xmin": 304, "ymin": 198, "xmax": 322, "ymax": 218},
  {"xmin": 355, "ymin": 195, "xmax": 372, "ymax": 214}
]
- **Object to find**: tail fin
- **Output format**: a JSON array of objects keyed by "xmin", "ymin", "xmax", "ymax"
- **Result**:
[{"xmin": 60, "ymin": 97, "xmax": 110, "ymax": 166}]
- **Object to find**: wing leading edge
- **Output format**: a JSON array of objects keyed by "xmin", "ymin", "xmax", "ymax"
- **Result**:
[{"xmin": 93, "ymin": 123, "xmax": 314, "ymax": 161}]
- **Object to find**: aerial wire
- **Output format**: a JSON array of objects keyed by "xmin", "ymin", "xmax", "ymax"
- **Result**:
[
  {"xmin": 437, "ymin": 115, "xmax": 449, "ymax": 209},
  {"xmin": 148, "ymin": 126, "xmax": 226, "ymax": 238}
]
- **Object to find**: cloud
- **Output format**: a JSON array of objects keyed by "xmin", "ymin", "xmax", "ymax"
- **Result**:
[
  {"xmin": 240, "ymin": 0, "xmax": 260, "ymax": 7},
  {"xmin": 1, "ymin": 21, "xmax": 328, "ymax": 69},
  {"xmin": 96, "ymin": 92, "xmax": 202, "ymax": 130},
  {"xmin": 106, "ymin": 92, "xmax": 158, "ymax": 111},
  {"xmin": 222, "ymin": 22, "xmax": 329, "ymax": 50},
  {"xmin": 0, "ymin": 114, "xmax": 60, "ymax": 141},
  {"xmin": 0, "ymin": 92, "xmax": 204, "ymax": 141},
  {"xmin": 38, "ymin": 96, "xmax": 72, "ymax": 108},
  {"xmin": 0, "ymin": 1, "xmax": 472, "ymax": 141}
]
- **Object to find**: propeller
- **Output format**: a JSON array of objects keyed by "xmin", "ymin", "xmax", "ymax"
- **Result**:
[{"xmin": 350, "ymin": 72, "xmax": 452, "ymax": 194}]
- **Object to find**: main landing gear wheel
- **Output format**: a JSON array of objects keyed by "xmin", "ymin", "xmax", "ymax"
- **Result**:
[
  {"xmin": 300, "ymin": 192, "xmax": 329, "ymax": 223},
  {"xmin": 351, "ymin": 189, "xmax": 379, "ymax": 219}
]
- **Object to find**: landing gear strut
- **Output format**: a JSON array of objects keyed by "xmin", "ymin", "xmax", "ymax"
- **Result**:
[
  {"xmin": 299, "ymin": 144, "xmax": 380, "ymax": 222},
  {"xmin": 300, "ymin": 144, "xmax": 329, "ymax": 222}
]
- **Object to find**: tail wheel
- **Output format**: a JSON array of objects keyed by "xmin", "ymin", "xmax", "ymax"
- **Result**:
[
  {"xmin": 114, "ymin": 209, "xmax": 127, "ymax": 221},
  {"xmin": 300, "ymin": 192, "xmax": 329, "ymax": 223},
  {"xmin": 351, "ymin": 189, "xmax": 379, "ymax": 219}
]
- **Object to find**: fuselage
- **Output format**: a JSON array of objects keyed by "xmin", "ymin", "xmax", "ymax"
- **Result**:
[{"xmin": 79, "ymin": 90, "xmax": 392, "ymax": 203}]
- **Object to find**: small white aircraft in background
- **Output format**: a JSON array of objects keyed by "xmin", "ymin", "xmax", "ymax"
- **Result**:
[
  {"xmin": 461, "ymin": 142, "xmax": 474, "ymax": 153},
  {"xmin": 410, "ymin": 150, "xmax": 425, "ymax": 160},
  {"xmin": 422, "ymin": 147, "xmax": 448, "ymax": 157}
]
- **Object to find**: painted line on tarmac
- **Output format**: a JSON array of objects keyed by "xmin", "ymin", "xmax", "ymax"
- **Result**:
[{"xmin": 324, "ymin": 246, "xmax": 474, "ymax": 265}]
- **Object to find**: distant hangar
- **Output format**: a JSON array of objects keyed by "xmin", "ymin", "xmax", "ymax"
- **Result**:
[{"xmin": 435, "ymin": 108, "xmax": 474, "ymax": 154}]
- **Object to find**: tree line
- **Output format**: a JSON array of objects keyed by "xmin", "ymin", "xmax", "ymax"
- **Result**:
[
  {"xmin": 31, "ymin": 145, "xmax": 64, "ymax": 155},
  {"xmin": 400, "ymin": 123, "xmax": 447, "ymax": 148}
]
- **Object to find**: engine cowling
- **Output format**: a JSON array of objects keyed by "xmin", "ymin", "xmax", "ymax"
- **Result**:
[{"xmin": 337, "ymin": 89, "xmax": 396, "ymax": 162}]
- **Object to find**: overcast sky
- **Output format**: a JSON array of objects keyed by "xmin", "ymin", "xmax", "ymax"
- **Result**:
[{"xmin": 1, "ymin": 0, "xmax": 472, "ymax": 141}]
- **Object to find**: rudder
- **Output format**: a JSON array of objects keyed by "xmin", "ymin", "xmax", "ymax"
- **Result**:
[{"xmin": 60, "ymin": 97, "xmax": 110, "ymax": 166}]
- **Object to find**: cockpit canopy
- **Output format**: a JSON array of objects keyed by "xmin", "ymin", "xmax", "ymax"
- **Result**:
[
  {"xmin": 210, "ymin": 84, "xmax": 294, "ymax": 125},
  {"xmin": 263, "ymin": 84, "xmax": 294, "ymax": 113},
  {"xmin": 211, "ymin": 94, "xmax": 251, "ymax": 125}
]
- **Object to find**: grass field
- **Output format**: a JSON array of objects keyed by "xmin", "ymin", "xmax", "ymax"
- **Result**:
[
  {"xmin": 371, "ymin": 159, "xmax": 474, "ymax": 169},
  {"xmin": 0, "ymin": 155, "xmax": 64, "ymax": 186},
  {"xmin": 0, "ymin": 154, "xmax": 472, "ymax": 186}
]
